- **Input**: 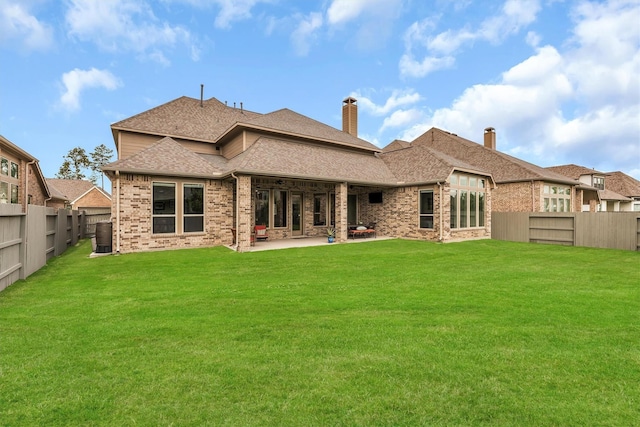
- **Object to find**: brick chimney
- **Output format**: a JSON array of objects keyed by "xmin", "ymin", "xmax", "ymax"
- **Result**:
[
  {"xmin": 484, "ymin": 127, "xmax": 496, "ymax": 150},
  {"xmin": 342, "ymin": 97, "xmax": 358, "ymax": 137}
]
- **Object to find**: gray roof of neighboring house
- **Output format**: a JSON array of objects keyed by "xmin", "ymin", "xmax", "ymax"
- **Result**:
[
  {"xmin": 598, "ymin": 188, "xmax": 631, "ymax": 202},
  {"xmin": 412, "ymin": 128, "xmax": 579, "ymax": 185},
  {"xmin": 604, "ymin": 171, "xmax": 640, "ymax": 198},
  {"xmin": 46, "ymin": 179, "xmax": 111, "ymax": 203},
  {"xmin": 382, "ymin": 139, "xmax": 412, "ymax": 153},
  {"xmin": 546, "ymin": 164, "xmax": 606, "ymax": 179}
]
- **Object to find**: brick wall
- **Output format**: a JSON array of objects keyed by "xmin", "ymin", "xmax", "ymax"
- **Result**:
[{"xmin": 114, "ymin": 174, "xmax": 234, "ymax": 253}]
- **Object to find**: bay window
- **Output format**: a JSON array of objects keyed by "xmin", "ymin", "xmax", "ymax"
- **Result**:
[{"xmin": 450, "ymin": 173, "xmax": 486, "ymax": 229}]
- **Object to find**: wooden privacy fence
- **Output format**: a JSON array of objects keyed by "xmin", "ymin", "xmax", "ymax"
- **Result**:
[
  {"xmin": 492, "ymin": 212, "xmax": 640, "ymax": 251},
  {"xmin": 0, "ymin": 204, "xmax": 101, "ymax": 292}
]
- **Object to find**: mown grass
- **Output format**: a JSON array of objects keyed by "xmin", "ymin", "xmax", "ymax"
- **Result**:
[{"xmin": 1, "ymin": 239, "xmax": 638, "ymax": 426}]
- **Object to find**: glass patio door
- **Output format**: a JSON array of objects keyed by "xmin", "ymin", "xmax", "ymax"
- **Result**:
[{"xmin": 292, "ymin": 192, "xmax": 303, "ymax": 236}]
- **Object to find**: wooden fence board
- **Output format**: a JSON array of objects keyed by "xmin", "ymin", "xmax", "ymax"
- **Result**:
[{"xmin": 493, "ymin": 212, "xmax": 640, "ymax": 251}]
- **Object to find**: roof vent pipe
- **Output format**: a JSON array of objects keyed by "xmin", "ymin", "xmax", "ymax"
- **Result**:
[
  {"xmin": 484, "ymin": 127, "xmax": 496, "ymax": 150},
  {"xmin": 234, "ymin": 102, "xmax": 236, "ymax": 109},
  {"xmin": 240, "ymin": 102, "xmax": 243, "ymax": 113}
]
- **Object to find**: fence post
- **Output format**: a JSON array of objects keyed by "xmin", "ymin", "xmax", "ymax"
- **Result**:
[
  {"xmin": 55, "ymin": 209, "xmax": 67, "ymax": 256},
  {"xmin": 80, "ymin": 210, "xmax": 87, "ymax": 239}
]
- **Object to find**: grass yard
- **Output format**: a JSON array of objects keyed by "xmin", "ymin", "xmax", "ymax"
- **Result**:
[{"xmin": 1, "ymin": 239, "xmax": 639, "ymax": 426}]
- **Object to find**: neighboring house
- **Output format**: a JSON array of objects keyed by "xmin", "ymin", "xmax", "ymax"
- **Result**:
[
  {"xmin": 546, "ymin": 164, "xmax": 631, "ymax": 211},
  {"xmin": 0, "ymin": 134, "xmax": 50, "ymax": 210},
  {"xmin": 602, "ymin": 171, "xmax": 640, "ymax": 212},
  {"xmin": 389, "ymin": 127, "xmax": 581, "ymax": 213},
  {"xmin": 46, "ymin": 179, "xmax": 112, "ymax": 211},
  {"xmin": 103, "ymin": 96, "xmax": 496, "ymax": 253}
]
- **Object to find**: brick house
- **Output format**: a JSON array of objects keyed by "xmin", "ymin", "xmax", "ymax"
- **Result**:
[
  {"xmin": 546, "ymin": 164, "xmax": 632, "ymax": 212},
  {"xmin": 46, "ymin": 179, "xmax": 112, "ymax": 211},
  {"xmin": 604, "ymin": 171, "xmax": 640, "ymax": 212},
  {"xmin": 103, "ymin": 96, "xmax": 496, "ymax": 253},
  {"xmin": 396, "ymin": 127, "xmax": 582, "ymax": 213},
  {"xmin": 0, "ymin": 134, "xmax": 50, "ymax": 210}
]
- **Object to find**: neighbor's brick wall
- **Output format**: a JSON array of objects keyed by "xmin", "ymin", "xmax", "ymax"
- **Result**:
[
  {"xmin": 114, "ymin": 174, "xmax": 234, "ymax": 254},
  {"xmin": 74, "ymin": 188, "xmax": 111, "ymax": 209},
  {"xmin": 26, "ymin": 162, "xmax": 48, "ymax": 207}
]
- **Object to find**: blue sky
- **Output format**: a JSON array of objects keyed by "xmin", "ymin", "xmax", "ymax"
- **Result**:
[{"xmin": 1, "ymin": 0, "xmax": 639, "ymax": 180}]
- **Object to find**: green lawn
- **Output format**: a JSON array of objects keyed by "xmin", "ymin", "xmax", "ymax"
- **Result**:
[{"xmin": 1, "ymin": 239, "xmax": 638, "ymax": 426}]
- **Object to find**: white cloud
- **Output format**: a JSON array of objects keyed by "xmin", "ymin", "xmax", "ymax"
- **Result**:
[
  {"xmin": 380, "ymin": 109, "xmax": 424, "ymax": 132},
  {"xmin": 394, "ymin": 0, "xmax": 640, "ymax": 175},
  {"xmin": 353, "ymin": 89, "xmax": 422, "ymax": 116},
  {"xmin": 400, "ymin": 0, "xmax": 542, "ymax": 77},
  {"xmin": 290, "ymin": 12, "xmax": 323, "ymax": 56},
  {"xmin": 65, "ymin": 0, "xmax": 196, "ymax": 65},
  {"xmin": 167, "ymin": 0, "xmax": 270, "ymax": 29},
  {"xmin": 326, "ymin": 0, "xmax": 403, "ymax": 50},
  {"xmin": 59, "ymin": 68, "xmax": 121, "ymax": 111},
  {"xmin": 0, "ymin": 1, "xmax": 53, "ymax": 51}
]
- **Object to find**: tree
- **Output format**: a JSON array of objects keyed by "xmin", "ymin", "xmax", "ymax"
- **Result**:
[
  {"xmin": 90, "ymin": 144, "xmax": 114, "ymax": 189},
  {"xmin": 56, "ymin": 147, "xmax": 90, "ymax": 180}
]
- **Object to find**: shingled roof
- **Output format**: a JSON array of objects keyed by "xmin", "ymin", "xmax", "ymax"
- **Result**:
[
  {"xmin": 602, "ymin": 171, "xmax": 640, "ymax": 198},
  {"xmin": 412, "ymin": 128, "xmax": 578, "ymax": 185},
  {"xmin": 380, "ymin": 143, "xmax": 493, "ymax": 185},
  {"xmin": 227, "ymin": 137, "xmax": 396, "ymax": 185},
  {"xmin": 103, "ymin": 137, "xmax": 226, "ymax": 178},
  {"xmin": 232, "ymin": 109, "xmax": 379, "ymax": 152},
  {"xmin": 111, "ymin": 96, "xmax": 261, "ymax": 143},
  {"xmin": 46, "ymin": 179, "xmax": 109, "ymax": 204},
  {"xmin": 546, "ymin": 164, "xmax": 606, "ymax": 179}
]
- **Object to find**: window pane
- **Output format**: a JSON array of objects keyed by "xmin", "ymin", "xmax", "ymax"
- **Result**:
[
  {"xmin": 544, "ymin": 185, "xmax": 550, "ymax": 194},
  {"xmin": 450, "ymin": 189, "xmax": 457, "ymax": 229},
  {"xmin": 184, "ymin": 216, "xmax": 204, "ymax": 233},
  {"xmin": 420, "ymin": 216, "xmax": 434, "ymax": 229},
  {"xmin": 314, "ymin": 194, "xmax": 327, "ymax": 226},
  {"xmin": 450, "ymin": 174, "xmax": 458, "ymax": 185},
  {"xmin": 460, "ymin": 190, "xmax": 467, "ymax": 228},
  {"xmin": 459, "ymin": 176, "xmax": 468, "ymax": 186},
  {"xmin": 0, "ymin": 182, "xmax": 8, "ymax": 203},
  {"xmin": 255, "ymin": 190, "xmax": 269, "ymax": 226},
  {"xmin": 153, "ymin": 217, "xmax": 175, "ymax": 234},
  {"xmin": 184, "ymin": 184, "xmax": 203, "ymax": 214},
  {"xmin": 544, "ymin": 198, "xmax": 550, "ymax": 212},
  {"xmin": 153, "ymin": 183, "xmax": 175, "ymax": 214},
  {"xmin": 1, "ymin": 158, "xmax": 7, "ymax": 175},
  {"xmin": 11, "ymin": 162, "xmax": 18, "ymax": 179},
  {"xmin": 470, "ymin": 191, "xmax": 476, "ymax": 227},
  {"xmin": 469, "ymin": 177, "xmax": 477, "ymax": 187},
  {"xmin": 274, "ymin": 190, "xmax": 287, "ymax": 227},
  {"xmin": 478, "ymin": 192, "xmax": 485, "ymax": 227},
  {"xmin": 551, "ymin": 198, "xmax": 557, "ymax": 212},
  {"xmin": 559, "ymin": 198, "xmax": 564, "ymax": 212},
  {"xmin": 479, "ymin": 179, "xmax": 485, "ymax": 188},
  {"xmin": 419, "ymin": 191, "xmax": 433, "ymax": 214},
  {"xmin": 11, "ymin": 184, "xmax": 18, "ymax": 204}
]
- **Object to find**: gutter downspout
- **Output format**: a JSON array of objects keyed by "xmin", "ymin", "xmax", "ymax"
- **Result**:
[
  {"xmin": 25, "ymin": 160, "xmax": 36, "ymax": 211},
  {"xmin": 438, "ymin": 182, "xmax": 443, "ymax": 242},
  {"xmin": 115, "ymin": 171, "xmax": 121, "ymax": 254},
  {"xmin": 230, "ymin": 172, "xmax": 239, "ymax": 251}
]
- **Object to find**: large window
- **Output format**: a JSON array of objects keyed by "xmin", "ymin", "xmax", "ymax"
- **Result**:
[
  {"xmin": 450, "ymin": 173, "xmax": 486, "ymax": 229},
  {"xmin": 184, "ymin": 184, "xmax": 204, "ymax": 233},
  {"xmin": 274, "ymin": 190, "xmax": 287, "ymax": 228},
  {"xmin": 153, "ymin": 182, "xmax": 176, "ymax": 233},
  {"xmin": 419, "ymin": 190, "xmax": 434, "ymax": 229},
  {"xmin": 543, "ymin": 184, "xmax": 571, "ymax": 212},
  {"xmin": 1, "ymin": 157, "xmax": 19, "ymax": 205},
  {"xmin": 314, "ymin": 193, "xmax": 327, "ymax": 226},
  {"xmin": 593, "ymin": 176, "xmax": 605, "ymax": 190},
  {"xmin": 255, "ymin": 189, "xmax": 269, "ymax": 226}
]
